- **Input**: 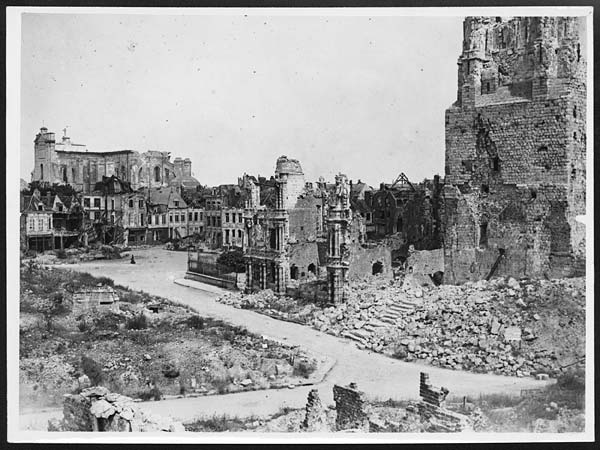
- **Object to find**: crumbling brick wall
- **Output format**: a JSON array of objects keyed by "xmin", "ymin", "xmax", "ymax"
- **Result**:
[
  {"xmin": 301, "ymin": 388, "xmax": 328, "ymax": 432},
  {"xmin": 333, "ymin": 382, "xmax": 371, "ymax": 431},
  {"xmin": 418, "ymin": 372, "xmax": 470, "ymax": 432},
  {"xmin": 442, "ymin": 16, "xmax": 586, "ymax": 284}
]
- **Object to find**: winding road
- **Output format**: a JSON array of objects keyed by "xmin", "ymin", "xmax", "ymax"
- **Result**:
[{"xmin": 21, "ymin": 247, "xmax": 552, "ymax": 428}]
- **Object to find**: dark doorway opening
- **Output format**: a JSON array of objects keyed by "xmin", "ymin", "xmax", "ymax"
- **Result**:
[{"xmin": 372, "ymin": 261, "xmax": 384, "ymax": 275}]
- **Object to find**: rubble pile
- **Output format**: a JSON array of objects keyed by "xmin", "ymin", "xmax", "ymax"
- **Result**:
[
  {"xmin": 217, "ymin": 275, "xmax": 585, "ymax": 378},
  {"xmin": 50, "ymin": 386, "xmax": 185, "ymax": 432}
]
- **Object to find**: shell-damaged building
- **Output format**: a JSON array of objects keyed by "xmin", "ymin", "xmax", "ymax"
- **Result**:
[
  {"xmin": 32, "ymin": 127, "xmax": 200, "ymax": 194},
  {"xmin": 442, "ymin": 17, "xmax": 586, "ymax": 283}
]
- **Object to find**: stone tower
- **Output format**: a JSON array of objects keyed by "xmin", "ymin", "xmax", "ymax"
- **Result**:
[
  {"xmin": 326, "ymin": 173, "xmax": 352, "ymax": 303},
  {"xmin": 32, "ymin": 127, "xmax": 57, "ymax": 182},
  {"xmin": 442, "ymin": 17, "xmax": 586, "ymax": 283}
]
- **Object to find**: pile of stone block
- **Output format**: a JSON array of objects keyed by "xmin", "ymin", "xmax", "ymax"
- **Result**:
[{"xmin": 50, "ymin": 386, "xmax": 185, "ymax": 432}]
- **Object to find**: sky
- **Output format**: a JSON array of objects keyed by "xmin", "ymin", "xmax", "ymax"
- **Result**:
[{"xmin": 20, "ymin": 12, "xmax": 465, "ymax": 187}]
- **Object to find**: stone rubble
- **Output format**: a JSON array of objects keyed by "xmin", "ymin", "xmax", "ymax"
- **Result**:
[
  {"xmin": 217, "ymin": 275, "xmax": 585, "ymax": 379},
  {"xmin": 50, "ymin": 386, "xmax": 186, "ymax": 432}
]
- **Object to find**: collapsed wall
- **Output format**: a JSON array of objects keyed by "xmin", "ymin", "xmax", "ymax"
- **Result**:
[
  {"xmin": 333, "ymin": 382, "xmax": 372, "ymax": 432},
  {"xmin": 50, "ymin": 386, "xmax": 185, "ymax": 432},
  {"xmin": 418, "ymin": 372, "xmax": 471, "ymax": 432}
]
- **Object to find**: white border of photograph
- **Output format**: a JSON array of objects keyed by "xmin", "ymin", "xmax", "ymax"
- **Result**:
[{"xmin": 6, "ymin": 5, "xmax": 594, "ymax": 443}]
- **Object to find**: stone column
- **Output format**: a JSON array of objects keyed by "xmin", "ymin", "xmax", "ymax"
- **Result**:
[
  {"xmin": 260, "ymin": 262, "xmax": 267, "ymax": 290},
  {"xmin": 245, "ymin": 259, "xmax": 253, "ymax": 293}
]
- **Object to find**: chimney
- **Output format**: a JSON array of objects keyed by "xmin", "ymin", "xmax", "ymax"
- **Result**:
[{"xmin": 183, "ymin": 158, "xmax": 192, "ymax": 177}]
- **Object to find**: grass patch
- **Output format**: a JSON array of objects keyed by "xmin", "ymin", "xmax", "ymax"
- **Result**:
[{"xmin": 184, "ymin": 414, "xmax": 260, "ymax": 432}]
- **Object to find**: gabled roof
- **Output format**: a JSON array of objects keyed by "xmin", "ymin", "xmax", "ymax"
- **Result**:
[
  {"xmin": 146, "ymin": 187, "xmax": 188, "ymax": 209},
  {"xmin": 93, "ymin": 175, "xmax": 134, "ymax": 195},
  {"xmin": 21, "ymin": 194, "xmax": 53, "ymax": 213}
]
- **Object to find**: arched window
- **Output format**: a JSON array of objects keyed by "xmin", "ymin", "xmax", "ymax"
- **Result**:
[
  {"xmin": 165, "ymin": 168, "xmax": 170, "ymax": 181},
  {"xmin": 290, "ymin": 265, "xmax": 299, "ymax": 280},
  {"xmin": 72, "ymin": 167, "xmax": 77, "ymax": 183},
  {"xmin": 138, "ymin": 167, "xmax": 144, "ymax": 183},
  {"xmin": 62, "ymin": 166, "xmax": 68, "ymax": 183},
  {"xmin": 308, "ymin": 263, "xmax": 316, "ymax": 275},
  {"xmin": 154, "ymin": 166, "xmax": 161, "ymax": 182},
  {"xmin": 40, "ymin": 164, "xmax": 44, "ymax": 180}
]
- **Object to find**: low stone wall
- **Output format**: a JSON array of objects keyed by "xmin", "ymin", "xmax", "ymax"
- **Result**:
[
  {"xmin": 185, "ymin": 271, "xmax": 238, "ymax": 291},
  {"xmin": 51, "ymin": 386, "xmax": 185, "ymax": 432},
  {"xmin": 72, "ymin": 286, "xmax": 119, "ymax": 316}
]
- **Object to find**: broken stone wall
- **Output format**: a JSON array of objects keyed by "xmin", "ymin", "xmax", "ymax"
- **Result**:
[
  {"xmin": 418, "ymin": 372, "xmax": 470, "ymax": 432},
  {"xmin": 288, "ymin": 194, "xmax": 322, "ymax": 243},
  {"xmin": 56, "ymin": 386, "xmax": 185, "ymax": 432},
  {"xmin": 287, "ymin": 241, "xmax": 320, "ymax": 281},
  {"xmin": 347, "ymin": 243, "xmax": 392, "ymax": 281},
  {"xmin": 333, "ymin": 382, "xmax": 371, "ymax": 432},
  {"xmin": 405, "ymin": 248, "xmax": 445, "ymax": 276},
  {"xmin": 443, "ymin": 16, "xmax": 586, "ymax": 284},
  {"xmin": 301, "ymin": 389, "xmax": 328, "ymax": 432},
  {"xmin": 72, "ymin": 287, "xmax": 119, "ymax": 316}
]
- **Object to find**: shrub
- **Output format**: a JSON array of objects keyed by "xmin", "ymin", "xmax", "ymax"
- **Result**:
[
  {"xmin": 77, "ymin": 319, "xmax": 91, "ymax": 332},
  {"xmin": 137, "ymin": 386, "xmax": 163, "ymax": 401},
  {"xmin": 31, "ymin": 292, "xmax": 71, "ymax": 332},
  {"xmin": 56, "ymin": 249, "xmax": 68, "ymax": 259},
  {"xmin": 187, "ymin": 315, "xmax": 205, "ymax": 330},
  {"xmin": 392, "ymin": 345, "xmax": 407, "ymax": 360},
  {"xmin": 293, "ymin": 359, "xmax": 317, "ymax": 378},
  {"xmin": 119, "ymin": 291, "xmax": 144, "ymax": 304},
  {"xmin": 162, "ymin": 363, "xmax": 180, "ymax": 379},
  {"xmin": 127, "ymin": 313, "xmax": 148, "ymax": 330},
  {"xmin": 81, "ymin": 355, "xmax": 103, "ymax": 386},
  {"xmin": 216, "ymin": 250, "xmax": 246, "ymax": 273},
  {"xmin": 211, "ymin": 376, "xmax": 231, "ymax": 395},
  {"xmin": 557, "ymin": 367, "xmax": 585, "ymax": 392}
]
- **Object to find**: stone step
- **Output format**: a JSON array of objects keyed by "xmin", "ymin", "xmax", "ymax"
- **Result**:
[
  {"xmin": 341, "ymin": 329, "xmax": 372, "ymax": 344},
  {"xmin": 389, "ymin": 301, "xmax": 416, "ymax": 309},
  {"xmin": 381, "ymin": 313, "xmax": 401, "ymax": 321},
  {"xmin": 379, "ymin": 316, "xmax": 398, "ymax": 325},
  {"xmin": 387, "ymin": 305, "xmax": 414, "ymax": 314},
  {"xmin": 363, "ymin": 323, "xmax": 384, "ymax": 333}
]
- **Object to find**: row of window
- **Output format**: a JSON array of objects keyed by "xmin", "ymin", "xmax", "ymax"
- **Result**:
[
  {"xmin": 224, "ymin": 229, "xmax": 244, "ymax": 244},
  {"xmin": 27, "ymin": 216, "xmax": 51, "ymax": 232},
  {"xmin": 224, "ymin": 212, "xmax": 243, "ymax": 224},
  {"xmin": 83, "ymin": 197, "xmax": 145, "ymax": 210}
]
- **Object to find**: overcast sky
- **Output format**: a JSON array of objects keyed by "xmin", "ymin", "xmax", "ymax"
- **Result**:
[{"xmin": 20, "ymin": 12, "xmax": 465, "ymax": 187}]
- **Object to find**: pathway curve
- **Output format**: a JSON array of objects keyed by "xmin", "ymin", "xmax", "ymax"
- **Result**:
[{"xmin": 27, "ymin": 248, "xmax": 552, "ymax": 425}]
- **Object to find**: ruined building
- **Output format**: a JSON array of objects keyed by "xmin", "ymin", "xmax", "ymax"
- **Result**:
[
  {"xmin": 32, "ymin": 127, "xmax": 200, "ymax": 194},
  {"xmin": 326, "ymin": 174, "xmax": 352, "ymax": 303},
  {"xmin": 443, "ymin": 17, "xmax": 586, "ymax": 283},
  {"xmin": 244, "ymin": 156, "xmax": 326, "ymax": 294}
]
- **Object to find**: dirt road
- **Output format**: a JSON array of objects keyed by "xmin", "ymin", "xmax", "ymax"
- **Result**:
[{"xmin": 30, "ymin": 247, "xmax": 552, "ymax": 425}]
